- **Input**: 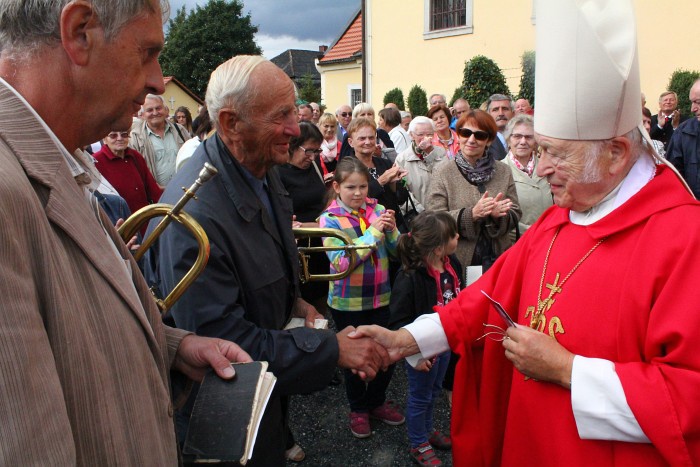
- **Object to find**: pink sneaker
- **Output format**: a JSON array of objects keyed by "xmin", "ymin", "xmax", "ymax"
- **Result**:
[
  {"xmin": 369, "ymin": 400, "xmax": 405, "ymax": 426},
  {"xmin": 349, "ymin": 412, "xmax": 371, "ymax": 438},
  {"xmin": 429, "ymin": 430, "xmax": 452, "ymax": 450},
  {"xmin": 410, "ymin": 442, "xmax": 443, "ymax": 466}
]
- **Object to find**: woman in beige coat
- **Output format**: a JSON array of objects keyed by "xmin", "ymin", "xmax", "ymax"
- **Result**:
[{"xmin": 426, "ymin": 110, "xmax": 521, "ymax": 282}]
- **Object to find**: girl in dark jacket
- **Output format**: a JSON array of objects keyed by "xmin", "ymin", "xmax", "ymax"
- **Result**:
[{"xmin": 389, "ymin": 211, "xmax": 462, "ymax": 466}]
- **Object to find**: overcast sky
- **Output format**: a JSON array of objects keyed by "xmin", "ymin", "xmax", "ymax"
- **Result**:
[{"xmin": 167, "ymin": 0, "xmax": 361, "ymax": 59}]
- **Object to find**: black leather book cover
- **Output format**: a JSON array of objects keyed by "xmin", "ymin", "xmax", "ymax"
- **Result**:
[{"xmin": 183, "ymin": 362, "xmax": 267, "ymax": 464}]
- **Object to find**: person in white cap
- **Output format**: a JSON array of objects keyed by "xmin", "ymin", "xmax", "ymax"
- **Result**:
[{"xmin": 349, "ymin": 0, "xmax": 700, "ymax": 465}]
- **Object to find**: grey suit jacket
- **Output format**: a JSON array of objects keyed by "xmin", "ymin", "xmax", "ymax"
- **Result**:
[
  {"xmin": 488, "ymin": 135, "xmax": 508, "ymax": 160},
  {"xmin": 0, "ymin": 79, "xmax": 187, "ymax": 464}
]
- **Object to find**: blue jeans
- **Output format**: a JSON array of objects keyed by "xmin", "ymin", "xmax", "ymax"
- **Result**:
[{"xmin": 405, "ymin": 351, "xmax": 450, "ymax": 448}]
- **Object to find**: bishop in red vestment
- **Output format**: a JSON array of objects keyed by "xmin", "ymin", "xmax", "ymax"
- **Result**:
[
  {"xmin": 350, "ymin": 0, "xmax": 700, "ymax": 465},
  {"xmin": 438, "ymin": 164, "xmax": 700, "ymax": 465}
]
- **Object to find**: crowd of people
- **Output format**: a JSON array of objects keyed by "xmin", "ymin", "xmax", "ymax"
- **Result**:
[{"xmin": 1, "ymin": 0, "xmax": 700, "ymax": 466}]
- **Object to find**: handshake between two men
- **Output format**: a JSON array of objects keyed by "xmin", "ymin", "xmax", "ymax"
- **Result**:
[{"xmin": 337, "ymin": 325, "xmax": 419, "ymax": 380}]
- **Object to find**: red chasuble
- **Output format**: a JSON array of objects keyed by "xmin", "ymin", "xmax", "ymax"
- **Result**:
[{"xmin": 439, "ymin": 165, "xmax": 700, "ymax": 466}]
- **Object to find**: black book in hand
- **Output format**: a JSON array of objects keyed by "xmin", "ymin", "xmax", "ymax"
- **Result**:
[{"xmin": 183, "ymin": 361, "xmax": 276, "ymax": 465}]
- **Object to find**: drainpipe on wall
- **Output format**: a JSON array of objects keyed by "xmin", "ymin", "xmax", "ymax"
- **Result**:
[{"xmin": 361, "ymin": 0, "xmax": 366, "ymax": 102}]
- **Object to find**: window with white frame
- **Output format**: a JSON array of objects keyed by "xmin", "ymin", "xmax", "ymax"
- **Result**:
[
  {"xmin": 350, "ymin": 87, "xmax": 362, "ymax": 108},
  {"xmin": 424, "ymin": 0, "xmax": 473, "ymax": 40}
]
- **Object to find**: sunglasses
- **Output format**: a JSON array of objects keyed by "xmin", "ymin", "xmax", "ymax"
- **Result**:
[
  {"xmin": 456, "ymin": 128, "xmax": 489, "ymax": 141},
  {"xmin": 338, "ymin": 112, "xmax": 351, "ymax": 118},
  {"xmin": 107, "ymin": 132, "xmax": 130, "ymax": 139}
]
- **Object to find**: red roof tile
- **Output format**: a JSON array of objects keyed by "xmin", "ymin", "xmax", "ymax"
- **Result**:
[{"xmin": 320, "ymin": 12, "xmax": 362, "ymax": 63}]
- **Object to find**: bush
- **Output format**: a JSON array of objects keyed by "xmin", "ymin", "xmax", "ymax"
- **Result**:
[
  {"xmin": 668, "ymin": 69, "xmax": 700, "ymax": 115},
  {"xmin": 461, "ymin": 55, "xmax": 510, "ymax": 109},
  {"xmin": 449, "ymin": 86, "xmax": 465, "ymax": 107},
  {"xmin": 407, "ymin": 85, "xmax": 429, "ymax": 117},
  {"xmin": 297, "ymin": 73, "xmax": 321, "ymax": 104},
  {"xmin": 518, "ymin": 50, "xmax": 536, "ymax": 106},
  {"xmin": 383, "ymin": 88, "xmax": 405, "ymax": 110}
]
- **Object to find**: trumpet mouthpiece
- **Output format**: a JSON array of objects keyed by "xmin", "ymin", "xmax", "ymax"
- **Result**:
[{"xmin": 198, "ymin": 162, "xmax": 218, "ymax": 183}]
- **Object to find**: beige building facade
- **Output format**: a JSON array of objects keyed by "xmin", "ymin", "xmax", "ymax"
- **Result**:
[
  {"xmin": 162, "ymin": 77, "xmax": 203, "ymax": 118},
  {"xmin": 320, "ymin": 1, "xmax": 700, "ymax": 115},
  {"xmin": 316, "ymin": 11, "xmax": 364, "ymax": 113}
]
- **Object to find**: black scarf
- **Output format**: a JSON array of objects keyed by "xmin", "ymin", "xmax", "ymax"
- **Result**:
[{"xmin": 454, "ymin": 150, "xmax": 495, "ymax": 186}]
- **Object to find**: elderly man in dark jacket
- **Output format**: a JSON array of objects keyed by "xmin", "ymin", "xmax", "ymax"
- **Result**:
[
  {"xmin": 666, "ymin": 79, "xmax": 700, "ymax": 198},
  {"xmin": 145, "ymin": 55, "xmax": 390, "ymax": 466}
]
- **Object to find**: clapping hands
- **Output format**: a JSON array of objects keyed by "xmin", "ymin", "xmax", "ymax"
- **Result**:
[
  {"xmin": 377, "ymin": 165, "xmax": 408, "ymax": 187},
  {"xmin": 472, "ymin": 191, "xmax": 512, "ymax": 220},
  {"xmin": 370, "ymin": 209, "xmax": 396, "ymax": 233}
]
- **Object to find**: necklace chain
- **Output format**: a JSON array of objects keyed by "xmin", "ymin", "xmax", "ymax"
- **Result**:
[{"xmin": 534, "ymin": 227, "xmax": 607, "ymax": 316}]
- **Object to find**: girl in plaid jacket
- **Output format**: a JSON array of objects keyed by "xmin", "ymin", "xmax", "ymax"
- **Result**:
[{"xmin": 319, "ymin": 157, "xmax": 404, "ymax": 438}]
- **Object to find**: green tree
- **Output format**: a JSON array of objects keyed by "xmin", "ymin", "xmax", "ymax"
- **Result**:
[
  {"xmin": 298, "ymin": 74, "xmax": 321, "ymax": 104},
  {"xmin": 160, "ymin": 0, "xmax": 261, "ymax": 99},
  {"xmin": 383, "ymin": 88, "xmax": 405, "ymax": 110},
  {"xmin": 461, "ymin": 55, "xmax": 510, "ymax": 109},
  {"xmin": 407, "ymin": 85, "xmax": 429, "ymax": 117},
  {"xmin": 518, "ymin": 50, "xmax": 536, "ymax": 106},
  {"xmin": 668, "ymin": 69, "xmax": 700, "ymax": 115},
  {"xmin": 449, "ymin": 86, "xmax": 464, "ymax": 107}
]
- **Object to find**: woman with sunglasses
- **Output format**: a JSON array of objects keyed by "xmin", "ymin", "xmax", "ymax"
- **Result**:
[
  {"xmin": 426, "ymin": 109, "xmax": 521, "ymax": 284},
  {"xmin": 503, "ymin": 114, "xmax": 552, "ymax": 239}
]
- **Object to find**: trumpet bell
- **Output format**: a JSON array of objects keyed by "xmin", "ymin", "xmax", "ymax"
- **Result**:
[
  {"xmin": 293, "ymin": 227, "xmax": 376, "ymax": 283},
  {"xmin": 118, "ymin": 162, "xmax": 218, "ymax": 313}
]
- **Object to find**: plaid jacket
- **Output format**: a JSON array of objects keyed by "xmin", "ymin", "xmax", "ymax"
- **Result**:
[{"xmin": 319, "ymin": 198, "xmax": 399, "ymax": 311}]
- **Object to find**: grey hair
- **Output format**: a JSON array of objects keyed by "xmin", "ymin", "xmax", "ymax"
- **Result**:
[
  {"xmin": 408, "ymin": 116, "xmax": 435, "ymax": 134},
  {"xmin": 144, "ymin": 94, "xmax": 165, "ymax": 105},
  {"xmin": 352, "ymin": 102, "xmax": 374, "ymax": 119},
  {"xmin": 429, "ymin": 93, "xmax": 446, "ymax": 104},
  {"xmin": 487, "ymin": 94, "xmax": 514, "ymax": 111},
  {"xmin": 336, "ymin": 104, "xmax": 351, "ymax": 115},
  {"xmin": 0, "ymin": 0, "xmax": 168, "ymax": 60},
  {"xmin": 205, "ymin": 55, "xmax": 266, "ymax": 127},
  {"xmin": 578, "ymin": 128, "xmax": 645, "ymax": 184},
  {"xmin": 503, "ymin": 113, "xmax": 534, "ymax": 140}
]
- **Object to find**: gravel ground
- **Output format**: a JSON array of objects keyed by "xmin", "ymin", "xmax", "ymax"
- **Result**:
[{"xmin": 286, "ymin": 363, "xmax": 454, "ymax": 467}]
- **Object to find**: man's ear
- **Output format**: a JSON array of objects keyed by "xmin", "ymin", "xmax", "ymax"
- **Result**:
[
  {"xmin": 217, "ymin": 109, "xmax": 240, "ymax": 139},
  {"xmin": 60, "ymin": 0, "xmax": 102, "ymax": 66},
  {"xmin": 607, "ymin": 136, "xmax": 633, "ymax": 175}
]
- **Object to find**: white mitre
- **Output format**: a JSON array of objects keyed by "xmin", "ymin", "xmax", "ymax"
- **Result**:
[
  {"xmin": 534, "ymin": 0, "xmax": 694, "ymax": 196},
  {"xmin": 534, "ymin": 0, "xmax": 641, "ymax": 140}
]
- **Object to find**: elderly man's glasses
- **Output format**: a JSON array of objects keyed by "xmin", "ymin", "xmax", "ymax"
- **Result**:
[
  {"xmin": 457, "ymin": 128, "xmax": 489, "ymax": 141},
  {"xmin": 107, "ymin": 132, "xmax": 129, "ymax": 139},
  {"xmin": 299, "ymin": 146, "xmax": 322, "ymax": 157},
  {"xmin": 338, "ymin": 112, "xmax": 351, "ymax": 118}
]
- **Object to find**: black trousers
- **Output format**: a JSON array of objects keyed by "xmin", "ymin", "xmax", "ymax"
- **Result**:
[{"xmin": 329, "ymin": 305, "xmax": 396, "ymax": 412}]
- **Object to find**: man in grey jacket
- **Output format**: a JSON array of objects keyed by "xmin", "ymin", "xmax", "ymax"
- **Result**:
[{"xmin": 130, "ymin": 94, "xmax": 190, "ymax": 186}]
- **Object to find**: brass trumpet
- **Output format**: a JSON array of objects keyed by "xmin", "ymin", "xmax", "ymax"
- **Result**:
[
  {"xmin": 118, "ymin": 163, "xmax": 218, "ymax": 313},
  {"xmin": 293, "ymin": 227, "xmax": 377, "ymax": 283}
]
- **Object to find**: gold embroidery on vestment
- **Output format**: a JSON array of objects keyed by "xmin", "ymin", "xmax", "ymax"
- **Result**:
[{"xmin": 525, "ymin": 228, "xmax": 606, "ymax": 349}]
